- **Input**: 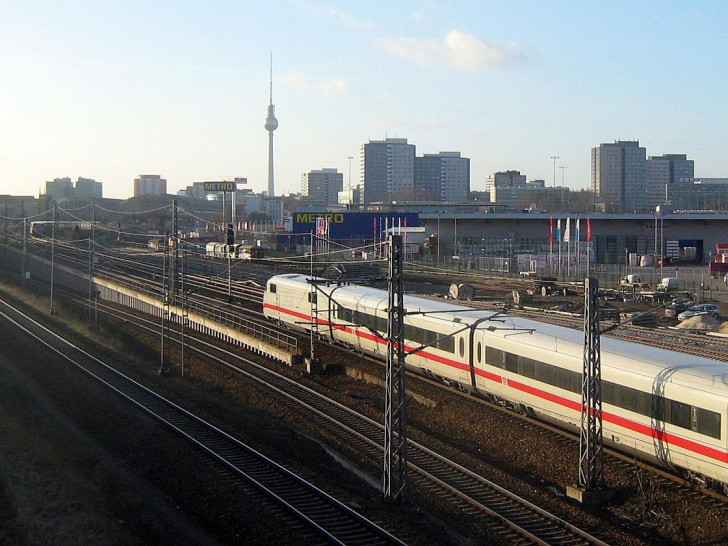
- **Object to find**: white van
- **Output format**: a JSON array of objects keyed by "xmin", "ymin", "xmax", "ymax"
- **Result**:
[{"xmin": 657, "ymin": 277, "xmax": 679, "ymax": 291}]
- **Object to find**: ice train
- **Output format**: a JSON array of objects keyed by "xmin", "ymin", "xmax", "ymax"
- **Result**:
[{"xmin": 263, "ymin": 273, "xmax": 728, "ymax": 491}]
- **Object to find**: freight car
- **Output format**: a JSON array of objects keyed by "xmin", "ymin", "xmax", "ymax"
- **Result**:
[{"xmin": 205, "ymin": 242, "xmax": 264, "ymax": 261}]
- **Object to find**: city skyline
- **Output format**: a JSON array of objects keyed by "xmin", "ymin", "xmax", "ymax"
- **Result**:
[{"xmin": 2, "ymin": 1, "xmax": 727, "ymax": 200}]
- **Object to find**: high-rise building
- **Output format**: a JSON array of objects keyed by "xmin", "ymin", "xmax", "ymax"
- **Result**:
[
  {"xmin": 44, "ymin": 177, "xmax": 102, "ymax": 200},
  {"xmin": 591, "ymin": 140, "xmax": 647, "ymax": 212},
  {"xmin": 361, "ymin": 138, "xmax": 415, "ymax": 204},
  {"xmin": 648, "ymin": 154, "xmax": 694, "ymax": 185},
  {"xmin": 301, "ymin": 168, "xmax": 343, "ymax": 204},
  {"xmin": 134, "ymin": 174, "xmax": 167, "ymax": 197},
  {"xmin": 44, "ymin": 177, "xmax": 74, "ymax": 200},
  {"xmin": 415, "ymin": 152, "xmax": 470, "ymax": 202},
  {"xmin": 646, "ymin": 158, "xmax": 670, "ymax": 210},
  {"xmin": 75, "ymin": 177, "xmax": 102, "ymax": 199},
  {"xmin": 485, "ymin": 170, "xmax": 527, "ymax": 194}
]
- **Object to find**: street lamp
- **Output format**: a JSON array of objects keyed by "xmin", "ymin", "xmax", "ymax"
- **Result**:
[
  {"xmin": 347, "ymin": 156, "xmax": 354, "ymax": 210},
  {"xmin": 550, "ymin": 156, "xmax": 559, "ymax": 189},
  {"xmin": 559, "ymin": 165, "xmax": 567, "ymax": 209},
  {"xmin": 656, "ymin": 205, "xmax": 664, "ymax": 277}
]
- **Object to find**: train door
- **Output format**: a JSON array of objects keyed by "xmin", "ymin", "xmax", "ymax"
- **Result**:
[
  {"xmin": 457, "ymin": 335, "xmax": 470, "ymax": 385},
  {"xmin": 267, "ymin": 281, "xmax": 281, "ymax": 320},
  {"xmin": 468, "ymin": 321, "xmax": 492, "ymax": 392}
]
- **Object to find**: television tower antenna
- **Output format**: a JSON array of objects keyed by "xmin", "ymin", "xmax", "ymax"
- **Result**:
[{"xmin": 264, "ymin": 53, "xmax": 278, "ymax": 197}]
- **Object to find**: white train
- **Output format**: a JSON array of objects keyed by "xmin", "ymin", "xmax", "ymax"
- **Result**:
[{"xmin": 263, "ymin": 273, "xmax": 728, "ymax": 491}]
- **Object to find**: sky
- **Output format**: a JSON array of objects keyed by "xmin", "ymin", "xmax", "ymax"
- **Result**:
[{"xmin": 1, "ymin": 1, "xmax": 727, "ymax": 200}]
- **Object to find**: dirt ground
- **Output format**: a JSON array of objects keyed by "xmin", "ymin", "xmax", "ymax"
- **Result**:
[
  {"xmin": 0, "ymin": 288, "xmax": 348, "ymax": 545},
  {"xmin": 0, "ymin": 283, "xmax": 451, "ymax": 545}
]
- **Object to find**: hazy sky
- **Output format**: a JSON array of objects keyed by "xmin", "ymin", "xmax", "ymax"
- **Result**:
[{"xmin": 2, "ymin": 1, "xmax": 727, "ymax": 200}]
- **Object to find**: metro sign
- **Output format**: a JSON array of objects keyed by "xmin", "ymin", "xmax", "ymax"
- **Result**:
[{"xmin": 204, "ymin": 181, "xmax": 236, "ymax": 192}]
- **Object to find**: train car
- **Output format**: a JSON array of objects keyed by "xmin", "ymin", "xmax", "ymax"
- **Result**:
[
  {"xmin": 30, "ymin": 220, "xmax": 94, "ymax": 239},
  {"xmin": 263, "ymin": 273, "xmax": 728, "ymax": 492},
  {"xmin": 205, "ymin": 242, "xmax": 264, "ymax": 261},
  {"xmin": 237, "ymin": 244, "xmax": 264, "ymax": 261}
]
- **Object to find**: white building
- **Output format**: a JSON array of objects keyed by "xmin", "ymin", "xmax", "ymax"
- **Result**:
[
  {"xmin": 133, "ymin": 174, "xmax": 167, "ymax": 197},
  {"xmin": 302, "ymin": 168, "xmax": 343, "ymax": 204}
]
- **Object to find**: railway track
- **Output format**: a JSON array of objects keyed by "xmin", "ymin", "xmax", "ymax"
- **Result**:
[
  {"xmin": 0, "ymin": 295, "xmax": 405, "ymax": 546},
  {"xmin": 78, "ymin": 294, "xmax": 610, "ymax": 546}
]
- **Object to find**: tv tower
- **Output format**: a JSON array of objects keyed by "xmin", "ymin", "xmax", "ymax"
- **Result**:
[{"xmin": 264, "ymin": 53, "xmax": 278, "ymax": 197}]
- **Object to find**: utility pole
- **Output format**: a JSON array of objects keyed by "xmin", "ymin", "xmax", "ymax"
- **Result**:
[
  {"xmin": 172, "ymin": 200, "xmax": 179, "ymax": 306},
  {"xmin": 309, "ymin": 230, "xmax": 316, "ymax": 365},
  {"xmin": 160, "ymin": 233, "xmax": 171, "ymax": 375},
  {"xmin": 49, "ymin": 204, "xmax": 57, "ymax": 315},
  {"xmin": 88, "ymin": 204, "xmax": 96, "ymax": 323},
  {"xmin": 21, "ymin": 217, "xmax": 27, "ymax": 288},
  {"xmin": 383, "ymin": 234, "xmax": 407, "ymax": 502},
  {"xmin": 181, "ymin": 250, "xmax": 188, "ymax": 377},
  {"xmin": 567, "ymin": 277, "xmax": 611, "ymax": 505}
]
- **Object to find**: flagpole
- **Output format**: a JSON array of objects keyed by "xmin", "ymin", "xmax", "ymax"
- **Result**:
[
  {"xmin": 565, "ymin": 218, "xmax": 571, "ymax": 278},
  {"xmin": 576, "ymin": 218, "xmax": 581, "ymax": 276},
  {"xmin": 549, "ymin": 217, "xmax": 553, "ymax": 275},
  {"xmin": 557, "ymin": 219, "xmax": 562, "ymax": 279}
]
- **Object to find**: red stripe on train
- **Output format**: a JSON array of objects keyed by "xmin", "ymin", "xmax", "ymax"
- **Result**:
[{"xmin": 265, "ymin": 303, "xmax": 727, "ymax": 463}]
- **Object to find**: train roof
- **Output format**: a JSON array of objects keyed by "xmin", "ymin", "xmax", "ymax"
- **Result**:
[{"xmin": 268, "ymin": 274, "xmax": 728, "ymax": 394}]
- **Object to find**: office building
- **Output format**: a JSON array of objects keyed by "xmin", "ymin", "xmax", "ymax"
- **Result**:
[
  {"xmin": 591, "ymin": 140, "xmax": 647, "ymax": 212},
  {"xmin": 301, "ymin": 168, "xmax": 343, "ymax": 205},
  {"xmin": 134, "ymin": 174, "xmax": 167, "ymax": 197},
  {"xmin": 361, "ymin": 138, "xmax": 415, "ymax": 204},
  {"xmin": 415, "ymin": 152, "xmax": 470, "ymax": 202},
  {"xmin": 75, "ymin": 177, "xmax": 103, "ymax": 199}
]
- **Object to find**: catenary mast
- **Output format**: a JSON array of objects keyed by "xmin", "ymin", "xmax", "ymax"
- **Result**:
[{"xmin": 264, "ymin": 53, "xmax": 278, "ymax": 197}]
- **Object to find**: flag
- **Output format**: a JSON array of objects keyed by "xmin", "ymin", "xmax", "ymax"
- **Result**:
[
  {"xmin": 563, "ymin": 218, "xmax": 571, "ymax": 243},
  {"xmin": 549, "ymin": 217, "xmax": 554, "ymax": 243},
  {"xmin": 586, "ymin": 218, "xmax": 592, "ymax": 242},
  {"xmin": 556, "ymin": 218, "xmax": 561, "ymax": 241},
  {"xmin": 315, "ymin": 217, "xmax": 325, "ymax": 235},
  {"xmin": 575, "ymin": 218, "xmax": 580, "ymax": 241}
]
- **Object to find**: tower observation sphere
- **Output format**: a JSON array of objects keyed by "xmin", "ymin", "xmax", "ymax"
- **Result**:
[{"xmin": 265, "ymin": 105, "xmax": 278, "ymax": 132}]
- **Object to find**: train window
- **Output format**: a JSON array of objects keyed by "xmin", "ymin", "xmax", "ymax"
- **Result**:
[
  {"xmin": 486, "ymin": 347, "xmax": 504, "ymax": 368},
  {"xmin": 534, "ymin": 362, "xmax": 557, "ymax": 386},
  {"xmin": 619, "ymin": 386, "xmax": 643, "ymax": 414},
  {"xmin": 476, "ymin": 342, "xmax": 482, "ymax": 364},
  {"xmin": 438, "ymin": 336, "xmax": 455, "ymax": 353},
  {"xmin": 269, "ymin": 284, "xmax": 277, "ymax": 293},
  {"xmin": 376, "ymin": 316, "xmax": 388, "ymax": 333},
  {"xmin": 459, "ymin": 337, "xmax": 465, "ymax": 358},
  {"xmin": 556, "ymin": 368, "xmax": 580, "ymax": 394},
  {"xmin": 669, "ymin": 400, "xmax": 692, "ymax": 430},
  {"xmin": 307, "ymin": 292, "xmax": 317, "ymax": 303},
  {"xmin": 505, "ymin": 352, "xmax": 518, "ymax": 373},
  {"xmin": 602, "ymin": 381, "xmax": 616, "ymax": 406},
  {"xmin": 519, "ymin": 357, "xmax": 536, "ymax": 379},
  {"xmin": 650, "ymin": 394, "xmax": 665, "ymax": 422},
  {"xmin": 696, "ymin": 408, "xmax": 721, "ymax": 439}
]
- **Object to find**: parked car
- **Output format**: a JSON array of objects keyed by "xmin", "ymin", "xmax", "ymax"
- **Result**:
[
  {"xmin": 677, "ymin": 303, "xmax": 721, "ymax": 321},
  {"xmin": 666, "ymin": 297, "xmax": 695, "ymax": 315}
]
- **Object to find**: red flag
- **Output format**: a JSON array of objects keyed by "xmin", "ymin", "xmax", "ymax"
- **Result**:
[
  {"xmin": 586, "ymin": 218, "xmax": 592, "ymax": 242},
  {"xmin": 316, "ymin": 217, "xmax": 326, "ymax": 235},
  {"xmin": 549, "ymin": 217, "xmax": 554, "ymax": 243}
]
